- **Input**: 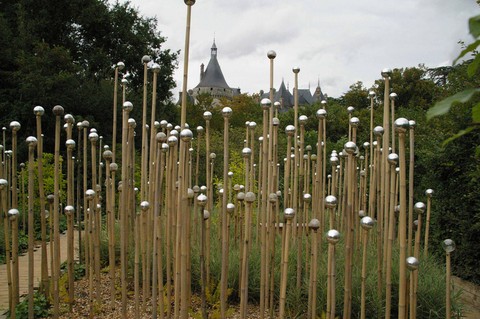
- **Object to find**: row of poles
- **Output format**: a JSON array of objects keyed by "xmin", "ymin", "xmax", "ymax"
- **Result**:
[{"xmin": 0, "ymin": 1, "xmax": 456, "ymax": 319}]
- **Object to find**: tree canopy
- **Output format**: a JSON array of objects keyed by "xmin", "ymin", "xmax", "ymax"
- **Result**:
[{"xmin": 0, "ymin": 0, "xmax": 178, "ymax": 155}]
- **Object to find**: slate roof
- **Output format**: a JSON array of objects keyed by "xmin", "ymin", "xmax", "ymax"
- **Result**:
[{"xmin": 195, "ymin": 41, "xmax": 231, "ymax": 90}]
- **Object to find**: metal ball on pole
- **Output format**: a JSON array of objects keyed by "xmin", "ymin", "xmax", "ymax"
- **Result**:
[{"xmin": 443, "ymin": 239, "xmax": 455, "ymax": 319}]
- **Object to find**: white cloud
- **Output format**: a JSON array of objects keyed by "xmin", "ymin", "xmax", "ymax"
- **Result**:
[{"xmin": 121, "ymin": 0, "xmax": 479, "ymax": 98}]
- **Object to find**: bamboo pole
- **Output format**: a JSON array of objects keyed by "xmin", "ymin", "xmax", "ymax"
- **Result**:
[
  {"xmin": 406, "ymin": 256, "xmax": 419, "ymax": 319},
  {"xmin": 326, "ymin": 229, "xmax": 340, "ymax": 319},
  {"xmin": 278, "ymin": 208, "xmax": 295, "ymax": 319},
  {"xmin": 26, "ymin": 136, "xmax": 37, "ymax": 318},
  {"xmin": 395, "ymin": 118, "xmax": 409, "ymax": 319},
  {"xmin": 8, "ymin": 208, "xmax": 19, "ymax": 319},
  {"xmin": 52, "ymin": 106, "xmax": 64, "ymax": 319},
  {"xmin": 360, "ymin": 216, "xmax": 375, "ymax": 319},
  {"xmin": 442, "ymin": 239, "xmax": 455, "ymax": 319},
  {"xmin": 308, "ymin": 218, "xmax": 320, "ymax": 319}
]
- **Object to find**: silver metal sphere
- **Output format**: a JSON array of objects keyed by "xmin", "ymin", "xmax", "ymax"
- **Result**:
[
  {"xmin": 156, "ymin": 132, "xmax": 167, "ymax": 143},
  {"xmin": 272, "ymin": 117, "xmax": 280, "ymax": 126},
  {"xmin": 110, "ymin": 162, "xmax": 118, "ymax": 172},
  {"xmin": 167, "ymin": 136, "xmax": 178, "ymax": 147},
  {"xmin": 203, "ymin": 209, "xmax": 210, "ymax": 220},
  {"xmin": 8, "ymin": 208, "xmax": 19, "ymax": 219},
  {"xmin": 196, "ymin": 126, "xmax": 204, "ymax": 134},
  {"xmin": 325, "ymin": 195, "xmax": 337, "ymax": 208},
  {"xmin": 394, "ymin": 118, "xmax": 409, "ymax": 133},
  {"xmin": 381, "ymin": 68, "xmax": 393, "ymax": 77},
  {"xmin": 64, "ymin": 114, "xmax": 75, "ymax": 124},
  {"xmin": 442, "ymin": 239, "xmax": 456, "ymax": 253},
  {"xmin": 151, "ymin": 63, "xmax": 161, "ymax": 73},
  {"xmin": 285, "ymin": 125, "xmax": 296, "ymax": 136},
  {"xmin": 200, "ymin": 185, "xmax": 207, "ymax": 193},
  {"xmin": 347, "ymin": 106, "xmax": 355, "ymax": 114},
  {"xmin": 311, "ymin": 154, "xmax": 317, "ymax": 161},
  {"xmin": 299, "ymin": 115, "xmax": 308, "ymax": 125},
  {"xmin": 389, "ymin": 92, "xmax": 398, "ymax": 100},
  {"xmin": 274, "ymin": 101, "xmax": 281, "ymax": 109},
  {"xmin": 359, "ymin": 209, "xmax": 366, "ymax": 218},
  {"xmin": 425, "ymin": 189, "xmax": 434, "ymax": 198},
  {"xmin": 409, "ymin": 120, "xmax": 416, "ymax": 129},
  {"xmin": 26, "ymin": 136, "xmax": 37, "ymax": 147},
  {"xmin": 360, "ymin": 216, "xmax": 375, "ymax": 230},
  {"xmin": 210, "ymin": 152, "xmax": 216, "ymax": 159},
  {"xmin": 373, "ymin": 126, "xmax": 384, "ymax": 136},
  {"xmin": 52, "ymin": 105, "xmax": 64, "ymax": 116},
  {"xmin": 326, "ymin": 229, "xmax": 341, "ymax": 244},
  {"xmin": 237, "ymin": 192, "xmax": 245, "ymax": 201},
  {"xmin": 142, "ymin": 55, "xmax": 151, "ymax": 63},
  {"xmin": 321, "ymin": 100, "xmax": 327, "ymax": 107},
  {"xmin": 227, "ymin": 203, "xmax": 235, "ymax": 213},
  {"xmin": 65, "ymin": 139, "xmax": 75, "ymax": 149},
  {"xmin": 414, "ymin": 202, "xmax": 426, "ymax": 215},
  {"xmin": 228, "ymin": 171, "xmax": 233, "ymax": 178},
  {"xmin": 184, "ymin": 0, "xmax": 196, "ymax": 5},
  {"xmin": 89, "ymin": 132, "xmax": 99, "ymax": 142},
  {"xmin": 308, "ymin": 218, "xmax": 320, "ymax": 231},
  {"xmin": 350, "ymin": 117, "xmax": 360, "ymax": 127},
  {"xmin": 170, "ymin": 129, "xmax": 179, "ymax": 137},
  {"xmin": 268, "ymin": 193, "xmax": 277, "ymax": 204},
  {"xmin": 9, "ymin": 121, "xmax": 21, "ymax": 131},
  {"xmin": 123, "ymin": 101, "xmax": 133, "ymax": 111},
  {"xmin": 344, "ymin": 141, "xmax": 357, "ymax": 154},
  {"xmin": 197, "ymin": 194, "xmax": 207, "ymax": 207},
  {"xmin": 187, "ymin": 188, "xmax": 194, "ymax": 199},
  {"xmin": 203, "ymin": 111, "xmax": 212, "ymax": 120},
  {"xmin": 222, "ymin": 107, "xmax": 232, "ymax": 118},
  {"xmin": 117, "ymin": 61, "xmax": 125, "ymax": 70},
  {"xmin": 368, "ymin": 90, "xmax": 376, "ymax": 98},
  {"xmin": 267, "ymin": 50, "xmax": 277, "ymax": 59},
  {"xmin": 305, "ymin": 145, "xmax": 312, "ymax": 152},
  {"xmin": 363, "ymin": 142, "xmax": 370, "ymax": 149},
  {"xmin": 140, "ymin": 201, "xmax": 150, "ymax": 211},
  {"xmin": 284, "ymin": 208, "xmax": 295, "ymax": 220},
  {"xmin": 0, "ymin": 179, "xmax": 8, "ymax": 190},
  {"xmin": 303, "ymin": 193, "xmax": 312, "ymax": 203},
  {"xmin": 193, "ymin": 185, "xmax": 200, "ymax": 194},
  {"xmin": 64, "ymin": 205, "xmax": 75, "ymax": 216},
  {"xmin": 330, "ymin": 156, "xmax": 339, "ymax": 165},
  {"xmin": 316, "ymin": 108, "xmax": 327, "ymax": 119},
  {"xmin": 34, "ymin": 106, "xmax": 45, "ymax": 116},
  {"xmin": 242, "ymin": 147, "xmax": 252, "ymax": 158},
  {"xmin": 245, "ymin": 192, "xmax": 256, "ymax": 203},
  {"xmin": 85, "ymin": 189, "xmax": 96, "ymax": 200},
  {"xmin": 406, "ymin": 256, "xmax": 419, "ymax": 271},
  {"xmin": 261, "ymin": 98, "xmax": 271, "ymax": 110},
  {"xmin": 82, "ymin": 120, "xmax": 90, "ymax": 128},
  {"xmin": 180, "ymin": 129, "xmax": 193, "ymax": 142},
  {"xmin": 387, "ymin": 153, "xmax": 399, "ymax": 165},
  {"xmin": 292, "ymin": 66, "xmax": 300, "ymax": 74}
]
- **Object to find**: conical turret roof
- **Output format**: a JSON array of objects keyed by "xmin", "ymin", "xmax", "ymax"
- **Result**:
[{"xmin": 195, "ymin": 40, "xmax": 231, "ymax": 89}]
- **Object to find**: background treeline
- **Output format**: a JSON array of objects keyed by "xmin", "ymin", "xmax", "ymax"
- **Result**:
[{"xmin": 1, "ymin": 0, "xmax": 479, "ymax": 285}]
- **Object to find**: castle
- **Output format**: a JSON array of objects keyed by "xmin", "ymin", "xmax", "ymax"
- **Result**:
[{"xmin": 179, "ymin": 41, "xmax": 326, "ymax": 110}]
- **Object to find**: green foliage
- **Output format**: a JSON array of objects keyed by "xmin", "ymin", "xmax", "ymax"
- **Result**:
[
  {"xmin": 427, "ymin": 14, "xmax": 480, "ymax": 144},
  {"xmin": 9, "ymin": 291, "xmax": 51, "ymax": 319}
]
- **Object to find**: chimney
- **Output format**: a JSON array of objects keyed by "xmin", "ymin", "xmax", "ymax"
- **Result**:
[{"xmin": 200, "ymin": 63, "xmax": 205, "ymax": 81}]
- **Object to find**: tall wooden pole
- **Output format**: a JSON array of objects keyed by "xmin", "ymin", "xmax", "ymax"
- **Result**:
[
  {"xmin": 278, "ymin": 208, "xmax": 295, "ymax": 319},
  {"xmin": 442, "ymin": 239, "xmax": 455, "ymax": 319},
  {"xmin": 395, "ymin": 117, "xmax": 409, "ymax": 319},
  {"xmin": 52, "ymin": 105, "xmax": 64, "ymax": 319},
  {"xmin": 26, "ymin": 136, "xmax": 37, "ymax": 318}
]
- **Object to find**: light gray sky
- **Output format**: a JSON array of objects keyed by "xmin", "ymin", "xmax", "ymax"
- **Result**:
[{"xmin": 125, "ymin": 0, "xmax": 478, "ymax": 99}]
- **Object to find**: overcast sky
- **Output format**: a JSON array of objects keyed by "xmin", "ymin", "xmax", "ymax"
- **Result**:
[{"xmin": 125, "ymin": 0, "xmax": 478, "ymax": 99}]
